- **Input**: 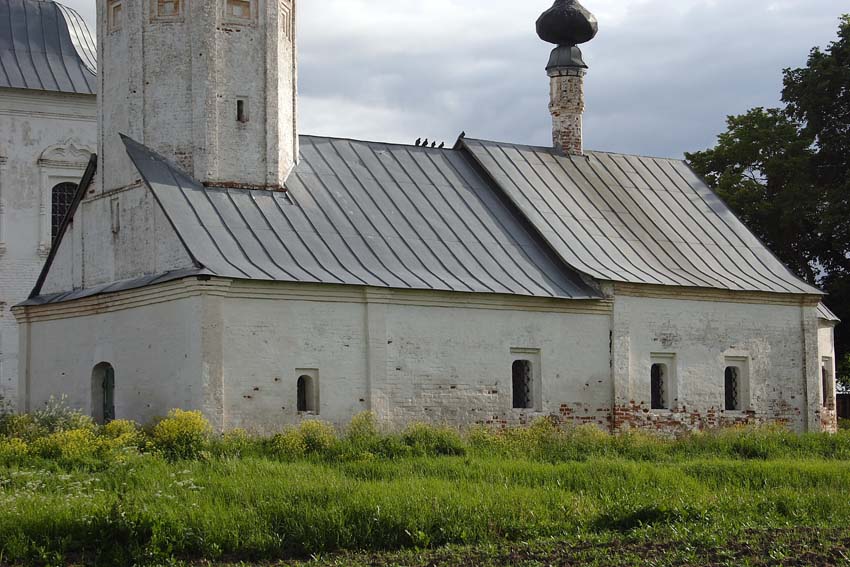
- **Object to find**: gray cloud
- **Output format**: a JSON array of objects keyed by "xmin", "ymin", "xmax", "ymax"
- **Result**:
[{"xmin": 59, "ymin": 0, "xmax": 847, "ymax": 158}]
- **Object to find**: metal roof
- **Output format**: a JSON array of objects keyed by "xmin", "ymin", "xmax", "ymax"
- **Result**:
[
  {"xmin": 121, "ymin": 135, "xmax": 601, "ymax": 300},
  {"xmin": 0, "ymin": 0, "xmax": 96, "ymax": 95},
  {"xmin": 22, "ymin": 268, "xmax": 206, "ymax": 306},
  {"xmin": 818, "ymin": 303, "xmax": 840, "ymax": 323},
  {"xmin": 462, "ymin": 138, "xmax": 822, "ymax": 295}
]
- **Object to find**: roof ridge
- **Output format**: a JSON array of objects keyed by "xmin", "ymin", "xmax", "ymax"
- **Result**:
[
  {"xmin": 463, "ymin": 136, "xmax": 687, "ymax": 163},
  {"xmin": 299, "ymin": 133, "xmax": 457, "ymax": 151}
]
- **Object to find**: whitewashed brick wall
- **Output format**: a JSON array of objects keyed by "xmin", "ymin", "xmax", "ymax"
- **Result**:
[{"xmin": 0, "ymin": 88, "xmax": 95, "ymax": 409}]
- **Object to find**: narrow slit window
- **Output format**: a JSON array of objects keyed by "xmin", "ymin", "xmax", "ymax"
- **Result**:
[
  {"xmin": 236, "ymin": 99, "xmax": 248, "ymax": 123},
  {"xmin": 651, "ymin": 363, "xmax": 667, "ymax": 410},
  {"xmin": 512, "ymin": 360, "xmax": 532, "ymax": 410},
  {"xmin": 91, "ymin": 362, "xmax": 115, "ymax": 425},
  {"xmin": 725, "ymin": 367, "xmax": 740, "ymax": 411}
]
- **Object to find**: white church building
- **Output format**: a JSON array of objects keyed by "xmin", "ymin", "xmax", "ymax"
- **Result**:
[
  {"xmin": 8, "ymin": 0, "xmax": 841, "ymax": 433},
  {"xmin": 0, "ymin": 0, "xmax": 96, "ymax": 407}
]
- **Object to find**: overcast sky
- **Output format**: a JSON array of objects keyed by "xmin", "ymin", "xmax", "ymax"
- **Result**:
[{"xmin": 62, "ymin": 0, "xmax": 846, "ymax": 158}]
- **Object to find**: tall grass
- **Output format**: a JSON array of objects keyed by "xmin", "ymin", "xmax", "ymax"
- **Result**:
[
  {"xmin": 1, "ymin": 405, "xmax": 850, "ymax": 564},
  {"xmin": 2, "ymin": 455, "xmax": 850, "ymax": 564}
]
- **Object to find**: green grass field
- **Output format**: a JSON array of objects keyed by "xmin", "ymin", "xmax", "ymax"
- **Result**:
[{"xmin": 2, "ymin": 406, "xmax": 850, "ymax": 566}]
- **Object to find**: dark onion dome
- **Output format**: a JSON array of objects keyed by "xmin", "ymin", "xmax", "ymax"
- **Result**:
[
  {"xmin": 0, "ymin": 0, "xmax": 96, "ymax": 94},
  {"xmin": 536, "ymin": 0, "xmax": 598, "ymax": 47}
]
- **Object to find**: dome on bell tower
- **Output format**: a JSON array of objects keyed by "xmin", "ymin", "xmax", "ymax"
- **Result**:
[
  {"xmin": 536, "ymin": 0, "xmax": 598, "ymax": 47},
  {"xmin": 536, "ymin": 0, "xmax": 598, "ymax": 70}
]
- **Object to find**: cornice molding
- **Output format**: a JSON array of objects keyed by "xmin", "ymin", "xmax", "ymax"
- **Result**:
[
  {"xmin": 15, "ymin": 277, "xmax": 614, "ymax": 323},
  {"xmin": 612, "ymin": 282, "xmax": 821, "ymax": 307}
]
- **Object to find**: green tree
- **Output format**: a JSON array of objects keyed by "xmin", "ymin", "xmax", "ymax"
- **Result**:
[{"xmin": 687, "ymin": 15, "xmax": 850, "ymax": 386}]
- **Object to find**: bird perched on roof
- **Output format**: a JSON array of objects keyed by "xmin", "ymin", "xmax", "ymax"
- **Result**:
[
  {"xmin": 438, "ymin": 142, "xmax": 445, "ymax": 148},
  {"xmin": 415, "ymin": 138, "xmax": 422, "ymax": 146},
  {"xmin": 422, "ymin": 139, "xmax": 429, "ymax": 147}
]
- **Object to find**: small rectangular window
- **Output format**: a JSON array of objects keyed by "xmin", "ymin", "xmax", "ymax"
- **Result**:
[
  {"xmin": 152, "ymin": 0, "xmax": 183, "ymax": 22},
  {"xmin": 512, "ymin": 360, "xmax": 532, "ymax": 410},
  {"xmin": 236, "ymin": 99, "xmax": 248, "ymax": 123},
  {"xmin": 107, "ymin": 0, "xmax": 123, "ymax": 32},
  {"xmin": 225, "ymin": 0, "xmax": 255, "ymax": 22}
]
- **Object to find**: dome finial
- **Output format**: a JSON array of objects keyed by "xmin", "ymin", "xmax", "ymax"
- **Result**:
[
  {"xmin": 536, "ymin": 0, "xmax": 598, "ymax": 47},
  {"xmin": 536, "ymin": 0, "xmax": 598, "ymax": 69}
]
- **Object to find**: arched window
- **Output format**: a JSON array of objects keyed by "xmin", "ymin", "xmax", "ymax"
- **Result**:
[
  {"xmin": 297, "ymin": 374, "xmax": 317, "ymax": 413},
  {"xmin": 51, "ymin": 182, "xmax": 77, "ymax": 240},
  {"xmin": 91, "ymin": 363, "xmax": 115, "ymax": 424}
]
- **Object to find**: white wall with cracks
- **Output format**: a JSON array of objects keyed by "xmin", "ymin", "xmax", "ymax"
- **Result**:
[
  {"xmin": 15, "ymin": 278, "xmax": 836, "ymax": 433},
  {"xmin": 0, "ymin": 88, "xmax": 95, "ymax": 407}
]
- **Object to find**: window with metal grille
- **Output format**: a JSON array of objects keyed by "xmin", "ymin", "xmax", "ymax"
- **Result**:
[
  {"xmin": 51, "ymin": 182, "xmax": 77, "ymax": 240},
  {"xmin": 512, "ymin": 360, "xmax": 533, "ymax": 409},
  {"xmin": 651, "ymin": 363, "xmax": 667, "ymax": 410},
  {"xmin": 725, "ymin": 367, "xmax": 740, "ymax": 411}
]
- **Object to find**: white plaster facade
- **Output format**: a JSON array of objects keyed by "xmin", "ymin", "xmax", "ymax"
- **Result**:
[
  {"xmin": 15, "ymin": 278, "xmax": 834, "ymax": 433},
  {"xmin": 0, "ymin": 87, "xmax": 95, "ymax": 407}
]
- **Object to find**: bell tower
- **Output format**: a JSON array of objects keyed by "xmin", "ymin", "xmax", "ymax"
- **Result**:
[
  {"xmin": 97, "ymin": 0, "xmax": 298, "ymax": 192},
  {"xmin": 536, "ymin": 0, "xmax": 598, "ymax": 156}
]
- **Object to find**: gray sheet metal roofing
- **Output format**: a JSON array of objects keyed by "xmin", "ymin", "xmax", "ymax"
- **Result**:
[
  {"xmin": 462, "ymin": 138, "xmax": 822, "ymax": 295},
  {"xmin": 0, "ymin": 0, "xmax": 96, "ymax": 95},
  {"xmin": 818, "ymin": 303, "xmax": 840, "ymax": 323},
  {"xmin": 121, "ymin": 135, "xmax": 601, "ymax": 300}
]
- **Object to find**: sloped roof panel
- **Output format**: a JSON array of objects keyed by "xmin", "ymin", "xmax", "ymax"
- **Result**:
[
  {"xmin": 121, "ymin": 135, "xmax": 601, "ymax": 300},
  {"xmin": 0, "ymin": 0, "xmax": 96, "ymax": 95},
  {"xmin": 818, "ymin": 303, "xmax": 840, "ymax": 323},
  {"xmin": 463, "ymin": 138, "xmax": 822, "ymax": 295}
]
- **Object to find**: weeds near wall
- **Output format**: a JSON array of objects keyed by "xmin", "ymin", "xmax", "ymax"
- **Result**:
[{"xmin": 2, "ymin": 404, "xmax": 850, "ymax": 565}]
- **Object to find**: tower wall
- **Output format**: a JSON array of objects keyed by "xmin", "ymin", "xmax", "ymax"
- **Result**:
[
  {"xmin": 97, "ymin": 0, "xmax": 297, "ymax": 193},
  {"xmin": 548, "ymin": 68, "xmax": 585, "ymax": 156}
]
